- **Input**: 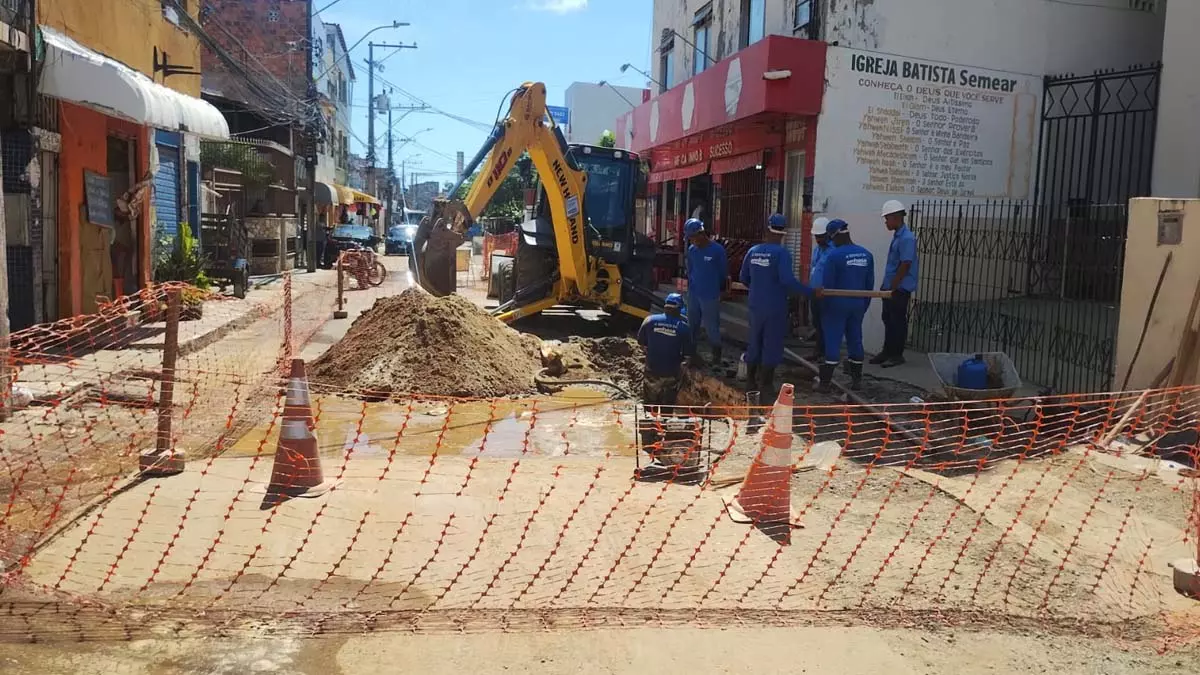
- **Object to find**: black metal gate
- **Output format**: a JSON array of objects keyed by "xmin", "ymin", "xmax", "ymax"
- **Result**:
[
  {"xmin": 907, "ymin": 65, "xmax": 1159, "ymax": 394},
  {"xmin": 909, "ymin": 200, "xmax": 1126, "ymax": 394},
  {"xmin": 1035, "ymin": 65, "xmax": 1160, "ymax": 209}
]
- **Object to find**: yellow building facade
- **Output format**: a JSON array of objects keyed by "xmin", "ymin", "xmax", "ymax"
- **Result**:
[{"xmin": 39, "ymin": 0, "xmax": 201, "ymax": 95}]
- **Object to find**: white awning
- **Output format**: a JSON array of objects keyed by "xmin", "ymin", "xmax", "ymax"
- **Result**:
[{"xmin": 38, "ymin": 26, "xmax": 230, "ymax": 140}]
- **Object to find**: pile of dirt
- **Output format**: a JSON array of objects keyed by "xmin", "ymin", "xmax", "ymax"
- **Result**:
[
  {"xmin": 571, "ymin": 337, "xmax": 645, "ymax": 391},
  {"xmin": 310, "ymin": 289, "xmax": 542, "ymax": 398},
  {"xmin": 678, "ymin": 370, "xmax": 747, "ymax": 417}
]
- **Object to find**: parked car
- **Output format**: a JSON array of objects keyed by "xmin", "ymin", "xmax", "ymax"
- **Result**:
[
  {"xmin": 328, "ymin": 224, "xmax": 381, "ymax": 262},
  {"xmin": 385, "ymin": 224, "xmax": 417, "ymax": 255}
]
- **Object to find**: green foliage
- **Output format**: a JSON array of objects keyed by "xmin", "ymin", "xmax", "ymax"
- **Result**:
[
  {"xmin": 200, "ymin": 142, "xmax": 276, "ymax": 189},
  {"xmin": 153, "ymin": 224, "xmax": 211, "ymax": 294},
  {"xmin": 454, "ymin": 157, "xmax": 534, "ymax": 223},
  {"xmin": 599, "ymin": 130, "xmax": 616, "ymax": 148}
]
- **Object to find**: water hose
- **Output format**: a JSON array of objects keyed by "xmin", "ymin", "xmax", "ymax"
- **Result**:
[{"xmin": 535, "ymin": 368, "xmax": 635, "ymax": 400}]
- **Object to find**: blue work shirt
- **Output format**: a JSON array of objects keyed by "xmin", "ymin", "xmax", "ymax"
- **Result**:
[
  {"xmin": 637, "ymin": 313, "xmax": 694, "ymax": 377},
  {"xmin": 809, "ymin": 243, "xmax": 830, "ymax": 286},
  {"xmin": 738, "ymin": 243, "xmax": 812, "ymax": 314},
  {"xmin": 685, "ymin": 240, "xmax": 728, "ymax": 300},
  {"xmin": 821, "ymin": 243, "xmax": 875, "ymax": 313},
  {"xmin": 882, "ymin": 224, "xmax": 919, "ymax": 293}
]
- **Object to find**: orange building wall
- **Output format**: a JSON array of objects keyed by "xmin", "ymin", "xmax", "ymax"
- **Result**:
[{"xmin": 58, "ymin": 102, "xmax": 150, "ymax": 317}]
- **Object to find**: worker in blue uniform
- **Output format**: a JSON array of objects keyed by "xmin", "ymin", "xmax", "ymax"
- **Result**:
[
  {"xmin": 637, "ymin": 292, "xmax": 695, "ymax": 408},
  {"xmin": 807, "ymin": 217, "xmax": 832, "ymax": 361},
  {"xmin": 738, "ymin": 213, "xmax": 813, "ymax": 397},
  {"xmin": 683, "ymin": 218, "xmax": 728, "ymax": 370},
  {"xmin": 873, "ymin": 199, "xmax": 919, "ymax": 367},
  {"xmin": 816, "ymin": 220, "xmax": 875, "ymax": 392}
]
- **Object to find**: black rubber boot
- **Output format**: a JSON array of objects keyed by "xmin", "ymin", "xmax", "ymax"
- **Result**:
[
  {"xmin": 815, "ymin": 363, "xmax": 836, "ymax": 393},
  {"xmin": 745, "ymin": 364, "xmax": 760, "ymax": 393},
  {"xmin": 710, "ymin": 346, "xmax": 723, "ymax": 372},
  {"xmin": 847, "ymin": 361, "xmax": 863, "ymax": 391},
  {"xmin": 759, "ymin": 366, "xmax": 777, "ymax": 401}
]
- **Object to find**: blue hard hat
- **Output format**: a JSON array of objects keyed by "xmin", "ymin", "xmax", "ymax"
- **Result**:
[
  {"xmin": 767, "ymin": 213, "xmax": 787, "ymax": 233},
  {"xmin": 683, "ymin": 218, "xmax": 705, "ymax": 238},
  {"xmin": 826, "ymin": 219, "xmax": 849, "ymax": 236},
  {"xmin": 664, "ymin": 292, "xmax": 684, "ymax": 308}
]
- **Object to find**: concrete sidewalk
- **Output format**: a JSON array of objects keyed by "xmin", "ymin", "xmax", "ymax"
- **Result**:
[
  {"xmin": 654, "ymin": 287, "xmax": 1042, "ymax": 400},
  {"xmin": 12, "ymin": 269, "xmax": 337, "ymax": 404}
]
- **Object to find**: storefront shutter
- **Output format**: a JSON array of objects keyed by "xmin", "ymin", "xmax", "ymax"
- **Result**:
[{"xmin": 154, "ymin": 131, "xmax": 182, "ymax": 247}]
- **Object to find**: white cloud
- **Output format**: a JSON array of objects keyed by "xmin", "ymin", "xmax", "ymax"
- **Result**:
[{"xmin": 528, "ymin": 0, "xmax": 588, "ymax": 13}]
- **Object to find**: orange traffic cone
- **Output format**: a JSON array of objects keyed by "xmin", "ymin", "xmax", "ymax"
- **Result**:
[
  {"xmin": 262, "ymin": 359, "xmax": 336, "ymax": 506},
  {"xmin": 724, "ymin": 383, "xmax": 804, "ymax": 543}
]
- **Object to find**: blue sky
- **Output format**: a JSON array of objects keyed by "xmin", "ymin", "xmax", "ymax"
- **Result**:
[{"xmin": 319, "ymin": 0, "xmax": 652, "ymax": 188}]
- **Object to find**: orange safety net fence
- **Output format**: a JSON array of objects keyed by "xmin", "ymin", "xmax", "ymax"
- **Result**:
[{"xmin": 0, "ymin": 274, "xmax": 1198, "ymax": 643}]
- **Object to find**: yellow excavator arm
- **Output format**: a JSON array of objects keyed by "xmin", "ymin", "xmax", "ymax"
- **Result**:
[
  {"xmin": 410, "ymin": 82, "xmax": 652, "ymax": 323},
  {"xmin": 411, "ymin": 83, "xmax": 590, "ymax": 298}
]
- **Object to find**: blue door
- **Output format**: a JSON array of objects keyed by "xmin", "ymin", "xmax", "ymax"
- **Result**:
[{"xmin": 154, "ymin": 130, "xmax": 182, "ymax": 252}]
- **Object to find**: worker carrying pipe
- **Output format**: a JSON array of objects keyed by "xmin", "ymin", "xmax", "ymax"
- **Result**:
[
  {"xmin": 814, "ymin": 219, "xmax": 876, "ymax": 392},
  {"xmin": 683, "ymin": 218, "xmax": 728, "ymax": 371},
  {"xmin": 738, "ymin": 213, "xmax": 814, "ymax": 399}
]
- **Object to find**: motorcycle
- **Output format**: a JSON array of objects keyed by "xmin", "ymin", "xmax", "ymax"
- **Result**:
[{"xmin": 340, "ymin": 242, "xmax": 387, "ymax": 289}]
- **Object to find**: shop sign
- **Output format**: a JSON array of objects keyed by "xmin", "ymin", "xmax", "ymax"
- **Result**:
[{"xmin": 649, "ymin": 122, "xmax": 788, "ymax": 171}]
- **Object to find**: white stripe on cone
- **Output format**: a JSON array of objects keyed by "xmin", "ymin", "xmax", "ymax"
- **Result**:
[
  {"xmin": 281, "ymin": 418, "xmax": 312, "ymax": 441},
  {"xmin": 287, "ymin": 378, "xmax": 311, "ymax": 406}
]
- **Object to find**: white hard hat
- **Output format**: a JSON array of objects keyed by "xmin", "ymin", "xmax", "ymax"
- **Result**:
[
  {"xmin": 811, "ymin": 217, "xmax": 830, "ymax": 236},
  {"xmin": 881, "ymin": 200, "xmax": 907, "ymax": 217}
]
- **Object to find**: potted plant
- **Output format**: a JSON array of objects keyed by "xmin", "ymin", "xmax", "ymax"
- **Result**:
[{"xmin": 153, "ymin": 224, "xmax": 212, "ymax": 321}]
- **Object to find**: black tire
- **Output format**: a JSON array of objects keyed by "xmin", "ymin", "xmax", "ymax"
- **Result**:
[
  {"xmin": 233, "ymin": 269, "xmax": 248, "ymax": 299},
  {"xmin": 369, "ymin": 261, "xmax": 388, "ymax": 287},
  {"xmin": 514, "ymin": 233, "xmax": 556, "ymax": 295},
  {"xmin": 496, "ymin": 259, "xmax": 516, "ymax": 306}
]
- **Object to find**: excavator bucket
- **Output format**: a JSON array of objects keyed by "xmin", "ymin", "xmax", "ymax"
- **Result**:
[{"xmin": 410, "ymin": 198, "xmax": 471, "ymax": 297}]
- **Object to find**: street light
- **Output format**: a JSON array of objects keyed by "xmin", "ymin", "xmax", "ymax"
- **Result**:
[
  {"xmin": 620, "ymin": 63, "xmax": 664, "ymax": 91},
  {"xmin": 316, "ymin": 21, "xmax": 408, "ymax": 82},
  {"xmin": 597, "ymin": 80, "xmax": 638, "ymax": 109}
]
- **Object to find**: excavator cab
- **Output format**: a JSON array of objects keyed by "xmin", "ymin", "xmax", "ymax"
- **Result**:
[{"xmin": 512, "ymin": 142, "xmax": 657, "ymax": 316}]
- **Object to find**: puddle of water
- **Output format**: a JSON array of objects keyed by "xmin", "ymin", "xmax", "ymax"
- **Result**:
[{"xmin": 222, "ymin": 387, "xmax": 635, "ymax": 459}]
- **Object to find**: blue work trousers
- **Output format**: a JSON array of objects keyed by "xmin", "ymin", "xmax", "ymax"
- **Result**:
[
  {"xmin": 746, "ymin": 310, "xmax": 788, "ymax": 367},
  {"xmin": 687, "ymin": 293, "xmax": 722, "ymax": 347},
  {"xmin": 822, "ymin": 305, "xmax": 866, "ymax": 365}
]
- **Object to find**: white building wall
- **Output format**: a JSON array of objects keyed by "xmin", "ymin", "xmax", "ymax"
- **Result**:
[
  {"xmin": 651, "ymin": 0, "xmax": 1164, "ymax": 96},
  {"xmin": 564, "ymin": 83, "xmax": 645, "ymax": 147},
  {"xmin": 1152, "ymin": 0, "xmax": 1200, "ymax": 197},
  {"xmin": 648, "ymin": 0, "xmax": 1165, "ymax": 354},
  {"xmin": 813, "ymin": 46, "xmax": 1043, "ymax": 352}
]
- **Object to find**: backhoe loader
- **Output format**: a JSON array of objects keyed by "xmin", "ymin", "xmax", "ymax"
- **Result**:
[{"xmin": 409, "ymin": 82, "xmax": 659, "ymax": 323}]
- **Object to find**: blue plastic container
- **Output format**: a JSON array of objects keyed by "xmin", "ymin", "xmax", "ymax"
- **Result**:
[{"xmin": 956, "ymin": 354, "xmax": 990, "ymax": 390}]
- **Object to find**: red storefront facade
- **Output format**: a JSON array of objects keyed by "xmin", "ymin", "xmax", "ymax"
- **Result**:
[{"xmin": 616, "ymin": 36, "xmax": 827, "ymax": 280}]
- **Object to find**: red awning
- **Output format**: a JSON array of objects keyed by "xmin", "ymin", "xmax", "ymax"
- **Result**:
[
  {"xmin": 711, "ymin": 150, "xmax": 764, "ymax": 176},
  {"xmin": 648, "ymin": 162, "xmax": 708, "ymax": 184}
]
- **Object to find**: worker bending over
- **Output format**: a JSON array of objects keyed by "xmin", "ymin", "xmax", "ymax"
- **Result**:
[
  {"xmin": 816, "ymin": 220, "xmax": 875, "ymax": 392},
  {"xmin": 684, "ymin": 218, "xmax": 728, "ymax": 369},
  {"xmin": 637, "ymin": 292, "xmax": 695, "ymax": 408},
  {"xmin": 739, "ymin": 213, "xmax": 812, "ymax": 397},
  {"xmin": 808, "ymin": 217, "xmax": 832, "ymax": 361}
]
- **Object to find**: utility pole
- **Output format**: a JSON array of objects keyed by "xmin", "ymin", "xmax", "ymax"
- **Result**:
[
  {"xmin": 386, "ymin": 94, "xmax": 394, "ymax": 224},
  {"xmin": 304, "ymin": 0, "xmax": 318, "ymax": 273},
  {"xmin": 0, "ymin": 125, "xmax": 8, "ymax": 421},
  {"xmin": 366, "ymin": 41, "xmax": 416, "ymax": 168}
]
